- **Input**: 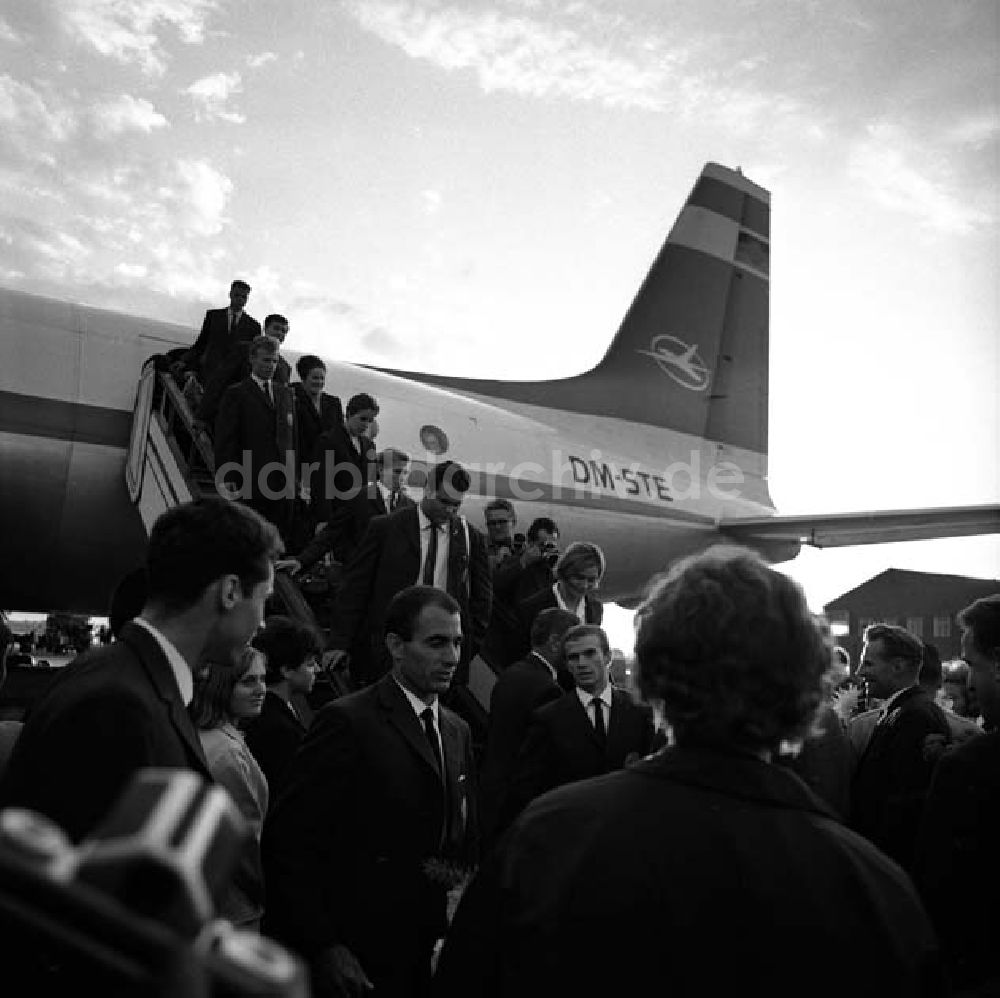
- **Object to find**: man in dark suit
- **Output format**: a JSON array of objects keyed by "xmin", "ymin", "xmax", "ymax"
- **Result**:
[
  {"xmin": 196, "ymin": 313, "xmax": 293, "ymax": 429},
  {"xmin": 183, "ymin": 279, "xmax": 261, "ymax": 388},
  {"xmin": 915, "ymin": 594, "xmax": 1000, "ymax": 993},
  {"xmin": 434, "ymin": 547, "xmax": 945, "ymax": 998},
  {"xmin": 514, "ymin": 541, "xmax": 604, "ymax": 671},
  {"xmin": 327, "ymin": 460, "xmax": 492, "ymax": 690},
  {"xmin": 0, "ymin": 498, "xmax": 281, "ymax": 844},
  {"xmin": 851, "ymin": 622, "xmax": 951, "ymax": 870},
  {"xmin": 214, "ymin": 335, "xmax": 300, "ymax": 544},
  {"xmin": 478, "ymin": 607, "xmax": 578, "ymax": 847},
  {"xmin": 310, "ymin": 392, "xmax": 379, "ymax": 552},
  {"xmin": 263, "ymin": 586, "xmax": 479, "ymax": 998},
  {"xmin": 500, "ymin": 624, "xmax": 658, "ymax": 832}
]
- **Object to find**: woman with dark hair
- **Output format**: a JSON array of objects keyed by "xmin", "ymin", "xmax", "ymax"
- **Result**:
[
  {"xmin": 435, "ymin": 545, "xmax": 945, "ymax": 997},
  {"xmin": 293, "ymin": 354, "xmax": 344, "ymax": 503},
  {"xmin": 244, "ymin": 615, "xmax": 322, "ymax": 794},
  {"xmin": 189, "ymin": 645, "xmax": 269, "ymax": 929}
]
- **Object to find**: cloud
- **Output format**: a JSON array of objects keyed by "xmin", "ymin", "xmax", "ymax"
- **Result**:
[
  {"xmin": 0, "ymin": 16, "xmax": 22, "ymax": 43},
  {"xmin": 944, "ymin": 111, "xmax": 1000, "ymax": 149},
  {"xmin": 848, "ymin": 123, "xmax": 994, "ymax": 235},
  {"xmin": 92, "ymin": 94, "xmax": 168, "ymax": 135},
  {"xmin": 63, "ymin": 0, "xmax": 218, "ymax": 75},
  {"xmin": 184, "ymin": 71, "xmax": 245, "ymax": 123},
  {"xmin": 421, "ymin": 189, "xmax": 442, "ymax": 215},
  {"xmin": 247, "ymin": 51, "xmax": 277, "ymax": 69},
  {"xmin": 342, "ymin": 0, "xmax": 807, "ymax": 132},
  {"xmin": 172, "ymin": 158, "xmax": 233, "ymax": 234},
  {"xmin": 0, "ymin": 74, "xmax": 77, "ymax": 164}
]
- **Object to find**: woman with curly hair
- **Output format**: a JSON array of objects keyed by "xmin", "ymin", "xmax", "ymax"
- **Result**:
[
  {"xmin": 435, "ymin": 545, "xmax": 945, "ymax": 998},
  {"xmin": 189, "ymin": 645, "xmax": 269, "ymax": 929}
]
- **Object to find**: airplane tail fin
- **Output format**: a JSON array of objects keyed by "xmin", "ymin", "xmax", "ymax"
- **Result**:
[{"xmin": 377, "ymin": 163, "xmax": 771, "ymax": 456}]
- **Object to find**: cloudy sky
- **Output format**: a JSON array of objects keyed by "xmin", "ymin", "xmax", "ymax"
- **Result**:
[{"xmin": 1, "ymin": 0, "xmax": 997, "ymax": 644}]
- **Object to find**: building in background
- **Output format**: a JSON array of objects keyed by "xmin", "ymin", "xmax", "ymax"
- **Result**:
[{"xmin": 824, "ymin": 569, "xmax": 1000, "ymax": 664}]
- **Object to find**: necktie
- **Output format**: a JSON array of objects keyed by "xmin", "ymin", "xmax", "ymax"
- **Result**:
[
  {"xmin": 591, "ymin": 696, "xmax": 607, "ymax": 744},
  {"xmin": 231, "ymin": 311, "xmax": 240, "ymax": 333},
  {"xmin": 390, "ymin": 489, "xmax": 400, "ymax": 511},
  {"xmin": 420, "ymin": 707, "xmax": 444, "ymax": 775},
  {"xmin": 423, "ymin": 524, "xmax": 439, "ymax": 586},
  {"xmin": 264, "ymin": 380, "xmax": 273, "ymax": 405}
]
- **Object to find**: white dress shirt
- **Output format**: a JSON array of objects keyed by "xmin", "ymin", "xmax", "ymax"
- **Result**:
[{"xmin": 576, "ymin": 683, "xmax": 612, "ymax": 731}]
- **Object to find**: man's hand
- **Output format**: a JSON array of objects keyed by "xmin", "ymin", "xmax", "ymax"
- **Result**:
[
  {"xmin": 520, "ymin": 542, "xmax": 543, "ymax": 567},
  {"xmin": 323, "ymin": 649, "xmax": 351, "ymax": 673},
  {"xmin": 313, "ymin": 943, "xmax": 373, "ymax": 997}
]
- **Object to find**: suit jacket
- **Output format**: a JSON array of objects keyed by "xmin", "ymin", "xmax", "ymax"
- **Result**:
[
  {"xmin": 184, "ymin": 307, "xmax": 261, "ymax": 384},
  {"xmin": 262, "ymin": 675, "xmax": 479, "ymax": 991},
  {"xmin": 478, "ymin": 653, "xmax": 563, "ymax": 843},
  {"xmin": 214, "ymin": 377, "xmax": 298, "ymax": 495},
  {"xmin": 514, "ymin": 586, "xmax": 603, "ymax": 667},
  {"xmin": 434, "ymin": 747, "xmax": 946, "ymax": 998},
  {"xmin": 313, "ymin": 422, "xmax": 377, "ymax": 554},
  {"xmin": 0, "ymin": 622, "xmax": 210, "ymax": 844},
  {"xmin": 331, "ymin": 507, "xmax": 492, "ymax": 682},
  {"xmin": 914, "ymin": 730, "xmax": 1000, "ymax": 992},
  {"xmin": 293, "ymin": 384, "xmax": 344, "ymax": 485},
  {"xmin": 243, "ymin": 690, "xmax": 308, "ymax": 800},
  {"xmin": 197, "ymin": 345, "xmax": 292, "ymax": 428},
  {"xmin": 294, "ymin": 483, "xmax": 415, "ymax": 574},
  {"xmin": 850, "ymin": 684, "xmax": 950, "ymax": 870},
  {"xmin": 500, "ymin": 687, "xmax": 657, "ymax": 832}
]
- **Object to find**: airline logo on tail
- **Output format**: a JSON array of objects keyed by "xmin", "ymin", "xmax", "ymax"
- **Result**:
[{"xmin": 636, "ymin": 335, "xmax": 711, "ymax": 391}]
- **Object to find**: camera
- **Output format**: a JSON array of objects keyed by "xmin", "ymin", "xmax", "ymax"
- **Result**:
[
  {"xmin": 511, "ymin": 533, "xmax": 526, "ymax": 555},
  {"xmin": 541, "ymin": 541, "xmax": 559, "ymax": 567}
]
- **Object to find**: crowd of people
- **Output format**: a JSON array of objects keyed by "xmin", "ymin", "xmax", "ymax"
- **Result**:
[{"xmin": 0, "ymin": 280, "xmax": 997, "ymax": 997}]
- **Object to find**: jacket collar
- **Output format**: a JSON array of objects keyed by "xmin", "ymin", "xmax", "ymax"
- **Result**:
[{"xmin": 629, "ymin": 744, "xmax": 839, "ymax": 821}]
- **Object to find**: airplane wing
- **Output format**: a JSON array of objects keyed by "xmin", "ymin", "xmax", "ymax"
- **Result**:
[{"xmin": 719, "ymin": 504, "xmax": 1000, "ymax": 549}]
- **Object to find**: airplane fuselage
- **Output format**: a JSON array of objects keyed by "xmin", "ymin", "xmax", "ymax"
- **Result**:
[{"xmin": 0, "ymin": 287, "xmax": 781, "ymax": 614}]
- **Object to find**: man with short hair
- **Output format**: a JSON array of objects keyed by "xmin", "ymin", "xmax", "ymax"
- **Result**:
[
  {"xmin": 214, "ymin": 335, "xmax": 300, "ymax": 544},
  {"xmin": 915, "ymin": 594, "xmax": 1000, "ymax": 993},
  {"xmin": 0, "ymin": 499, "xmax": 281, "ymax": 844},
  {"xmin": 197, "ymin": 313, "xmax": 293, "ymax": 428},
  {"xmin": 479, "ymin": 607, "xmax": 578, "ymax": 846},
  {"xmin": 183, "ymin": 279, "xmax": 261, "ymax": 389},
  {"xmin": 328, "ymin": 460, "xmax": 492, "ymax": 689},
  {"xmin": 375, "ymin": 447, "xmax": 415, "ymax": 514},
  {"xmin": 850, "ymin": 622, "xmax": 950, "ymax": 869},
  {"xmin": 263, "ymin": 585, "xmax": 479, "ymax": 998},
  {"xmin": 500, "ymin": 624, "xmax": 657, "ymax": 831}
]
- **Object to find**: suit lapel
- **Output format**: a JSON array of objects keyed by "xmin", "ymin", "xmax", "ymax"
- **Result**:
[
  {"xmin": 447, "ymin": 519, "xmax": 469, "ymax": 599},
  {"xmin": 606, "ymin": 689, "xmax": 631, "ymax": 761},
  {"xmin": 377, "ymin": 675, "xmax": 443, "ymax": 781},
  {"xmin": 120, "ymin": 623, "xmax": 209, "ymax": 773},
  {"xmin": 565, "ymin": 691, "xmax": 604, "ymax": 754}
]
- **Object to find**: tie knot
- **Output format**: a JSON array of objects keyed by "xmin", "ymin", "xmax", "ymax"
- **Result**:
[{"xmin": 421, "ymin": 706, "xmax": 434, "ymax": 723}]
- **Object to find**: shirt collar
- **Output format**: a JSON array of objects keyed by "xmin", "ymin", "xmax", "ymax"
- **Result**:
[
  {"xmin": 530, "ymin": 650, "xmax": 557, "ymax": 681},
  {"xmin": 417, "ymin": 506, "xmax": 440, "ymax": 532},
  {"xmin": 393, "ymin": 675, "xmax": 438, "ymax": 719},
  {"xmin": 552, "ymin": 581, "xmax": 586, "ymax": 618},
  {"xmin": 252, "ymin": 373, "xmax": 269, "ymax": 390},
  {"xmin": 131, "ymin": 617, "xmax": 194, "ymax": 706},
  {"xmin": 576, "ymin": 684, "xmax": 612, "ymax": 710}
]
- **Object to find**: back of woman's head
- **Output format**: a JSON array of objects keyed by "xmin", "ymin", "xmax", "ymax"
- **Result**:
[{"xmin": 635, "ymin": 545, "xmax": 829, "ymax": 753}]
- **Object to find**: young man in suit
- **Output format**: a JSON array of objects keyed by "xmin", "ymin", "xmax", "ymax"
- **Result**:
[
  {"xmin": 327, "ymin": 460, "xmax": 492, "ymax": 690},
  {"xmin": 915, "ymin": 594, "xmax": 1000, "ymax": 993},
  {"xmin": 499, "ymin": 624, "xmax": 658, "ymax": 832},
  {"xmin": 214, "ymin": 335, "xmax": 300, "ymax": 545},
  {"xmin": 262, "ymin": 586, "xmax": 479, "ymax": 998},
  {"xmin": 196, "ymin": 313, "xmax": 293, "ymax": 429},
  {"xmin": 478, "ymin": 607, "xmax": 578, "ymax": 848},
  {"xmin": 183, "ymin": 279, "xmax": 261, "ymax": 389},
  {"xmin": 850, "ymin": 622, "xmax": 951, "ymax": 870},
  {"xmin": 0, "ymin": 498, "xmax": 281, "ymax": 844}
]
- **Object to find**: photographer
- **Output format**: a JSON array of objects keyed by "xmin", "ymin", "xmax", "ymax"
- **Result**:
[{"xmin": 481, "ymin": 510, "xmax": 561, "ymax": 671}]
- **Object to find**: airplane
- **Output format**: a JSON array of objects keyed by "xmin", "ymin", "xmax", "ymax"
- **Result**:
[{"xmin": 1, "ymin": 162, "xmax": 998, "ymax": 622}]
